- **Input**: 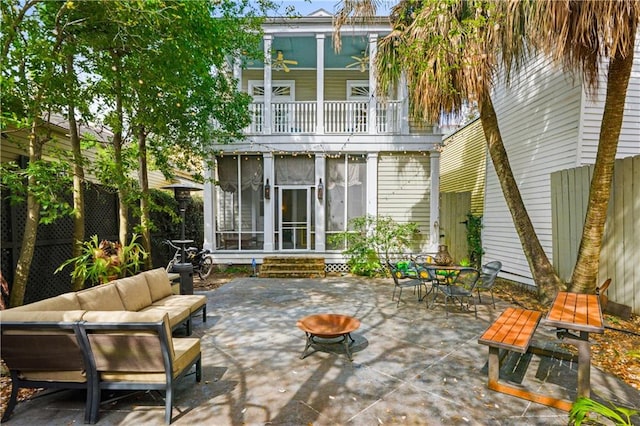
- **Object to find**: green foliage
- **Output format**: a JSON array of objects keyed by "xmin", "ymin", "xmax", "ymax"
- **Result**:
[
  {"xmin": 465, "ymin": 213, "xmax": 483, "ymax": 268},
  {"xmin": 328, "ymin": 215, "xmax": 419, "ymax": 277},
  {"xmin": 569, "ymin": 397, "xmax": 637, "ymax": 426},
  {"xmin": 0, "ymin": 159, "xmax": 74, "ymax": 224},
  {"xmin": 56, "ymin": 234, "xmax": 148, "ymax": 287}
]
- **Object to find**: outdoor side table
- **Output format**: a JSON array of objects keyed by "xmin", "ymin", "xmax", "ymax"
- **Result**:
[{"xmin": 297, "ymin": 314, "xmax": 360, "ymax": 361}]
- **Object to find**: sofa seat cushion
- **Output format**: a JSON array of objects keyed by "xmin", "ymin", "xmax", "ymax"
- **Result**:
[
  {"xmin": 144, "ymin": 268, "xmax": 174, "ymax": 302},
  {"xmin": 77, "ymin": 283, "xmax": 126, "ymax": 311},
  {"xmin": 172, "ymin": 338, "xmax": 201, "ymax": 375},
  {"xmin": 114, "ymin": 274, "xmax": 153, "ymax": 311},
  {"xmin": 18, "ymin": 370, "xmax": 87, "ymax": 382},
  {"xmin": 152, "ymin": 295, "xmax": 206, "ymax": 314},
  {"xmin": 138, "ymin": 305, "xmax": 191, "ymax": 330},
  {"xmin": 9, "ymin": 292, "xmax": 81, "ymax": 312}
]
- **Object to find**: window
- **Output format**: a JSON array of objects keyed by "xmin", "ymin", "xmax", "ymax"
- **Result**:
[{"xmin": 326, "ymin": 155, "xmax": 367, "ymax": 250}]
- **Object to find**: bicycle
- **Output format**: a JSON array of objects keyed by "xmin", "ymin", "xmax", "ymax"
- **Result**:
[{"xmin": 164, "ymin": 240, "xmax": 214, "ymax": 280}]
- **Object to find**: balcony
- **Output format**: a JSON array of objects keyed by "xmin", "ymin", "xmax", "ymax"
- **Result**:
[{"xmin": 247, "ymin": 100, "xmax": 403, "ymax": 135}]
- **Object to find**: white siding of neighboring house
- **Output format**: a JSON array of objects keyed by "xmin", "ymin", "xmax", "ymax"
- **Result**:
[
  {"xmin": 483, "ymin": 53, "xmax": 583, "ymax": 284},
  {"xmin": 579, "ymin": 44, "xmax": 640, "ymax": 163},
  {"xmin": 484, "ymin": 38, "xmax": 640, "ymax": 286},
  {"xmin": 377, "ymin": 153, "xmax": 431, "ymax": 251}
]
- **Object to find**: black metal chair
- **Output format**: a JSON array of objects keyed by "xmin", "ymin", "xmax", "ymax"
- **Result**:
[
  {"xmin": 476, "ymin": 261, "xmax": 502, "ymax": 308},
  {"xmin": 438, "ymin": 268, "xmax": 481, "ymax": 318},
  {"xmin": 387, "ymin": 260, "xmax": 425, "ymax": 307}
]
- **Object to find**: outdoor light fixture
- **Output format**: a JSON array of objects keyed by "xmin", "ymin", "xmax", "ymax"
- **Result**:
[
  {"xmin": 317, "ymin": 178, "xmax": 324, "ymax": 200},
  {"xmin": 264, "ymin": 179, "xmax": 271, "ymax": 200}
]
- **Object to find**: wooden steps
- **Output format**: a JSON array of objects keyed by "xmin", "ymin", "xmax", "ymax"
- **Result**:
[{"xmin": 258, "ymin": 256, "xmax": 326, "ymax": 278}]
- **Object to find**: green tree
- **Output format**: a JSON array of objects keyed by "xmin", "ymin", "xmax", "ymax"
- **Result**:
[
  {"xmin": 526, "ymin": 1, "xmax": 639, "ymax": 294},
  {"xmin": 335, "ymin": 0, "xmax": 564, "ymax": 301}
]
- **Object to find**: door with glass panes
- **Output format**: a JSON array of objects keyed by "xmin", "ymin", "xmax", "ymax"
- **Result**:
[{"xmin": 275, "ymin": 186, "xmax": 314, "ymax": 250}]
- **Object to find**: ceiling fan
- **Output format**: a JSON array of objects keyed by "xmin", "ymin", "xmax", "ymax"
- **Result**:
[
  {"xmin": 346, "ymin": 50, "xmax": 369, "ymax": 72},
  {"xmin": 272, "ymin": 50, "xmax": 298, "ymax": 72}
]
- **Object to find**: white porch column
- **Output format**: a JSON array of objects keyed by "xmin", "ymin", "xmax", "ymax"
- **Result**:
[
  {"xmin": 316, "ymin": 34, "xmax": 325, "ymax": 134},
  {"xmin": 233, "ymin": 57, "xmax": 242, "ymax": 91},
  {"xmin": 400, "ymin": 71, "xmax": 410, "ymax": 134},
  {"xmin": 203, "ymin": 163, "xmax": 216, "ymax": 251},
  {"xmin": 366, "ymin": 153, "xmax": 378, "ymax": 216},
  {"xmin": 263, "ymin": 152, "xmax": 274, "ymax": 251},
  {"xmin": 263, "ymin": 35, "xmax": 273, "ymax": 135},
  {"xmin": 429, "ymin": 151, "xmax": 441, "ymax": 252},
  {"xmin": 368, "ymin": 34, "xmax": 378, "ymax": 135},
  {"xmin": 315, "ymin": 154, "xmax": 326, "ymax": 251}
]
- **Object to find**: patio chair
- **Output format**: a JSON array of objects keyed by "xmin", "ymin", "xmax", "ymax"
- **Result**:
[
  {"xmin": 387, "ymin": 260, "xmax": 425, "ymax": 307},
  {"xmin": 438, "ymin": 268, "xmax": 480, "ymax": 318},
  {"xmin": 476, "ymin": 261, "xmax": 502, "ymax": 308}
]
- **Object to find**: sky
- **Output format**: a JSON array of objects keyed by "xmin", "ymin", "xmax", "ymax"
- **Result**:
[{"xmin": 272, "ymin": 0, "xmax": 393, "ymax": 16}]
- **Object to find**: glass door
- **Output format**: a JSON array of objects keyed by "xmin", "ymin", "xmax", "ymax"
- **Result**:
[{"xmin": 275, "ymin": 186, "xmax": 313, "ymax": 250}]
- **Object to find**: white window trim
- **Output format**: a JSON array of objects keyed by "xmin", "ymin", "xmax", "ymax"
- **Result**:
[
  {"xmin": 249, "ymin": 80, "xmax": 295, "ymax": 101},
  {"xmin": 346, "ymin": 80, "xmax": 369, "ymax": 100}
]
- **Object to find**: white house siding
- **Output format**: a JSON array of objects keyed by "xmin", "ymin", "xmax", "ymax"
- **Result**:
[
  {"xmin": 484, "ymin": 53, "xmax": 583, "ymax": 284},
  {"xmin": 377, "ymin": 153, "xmax": 431, "ymax": 251},
  {"xmin": 579, "ymin": 40, "xmax": 640, "ymax": 163}
]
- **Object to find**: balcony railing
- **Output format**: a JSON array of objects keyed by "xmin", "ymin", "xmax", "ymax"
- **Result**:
[{"xmin": 246, "ymin": 100, "xmax": 402, "ymax": 135}]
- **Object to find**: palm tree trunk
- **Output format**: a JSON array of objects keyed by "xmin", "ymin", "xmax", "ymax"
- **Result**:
[
  {"xmin": 570, "ymin": 41, "xmax": 635, "ymax": 294},
  {"xmin": 479, "ymin": 94, "xmax": 564, "ymax": 303}
]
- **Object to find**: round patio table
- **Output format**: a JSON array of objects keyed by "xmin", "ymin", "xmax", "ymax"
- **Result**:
[{"xmin": 297, "ymin": 313, "xmax": 360, "ymax": 361}]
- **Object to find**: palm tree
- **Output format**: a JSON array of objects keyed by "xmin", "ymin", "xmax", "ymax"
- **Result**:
[
  {"xmin": 335, "ymin": 0, "xmax": 564, "ymax": 301},
  {"xmin": 526, "ymin": 1, "xmax": 639, "ymax": 293}
]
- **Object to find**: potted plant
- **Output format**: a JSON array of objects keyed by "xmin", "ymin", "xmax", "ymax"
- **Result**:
[{"xmin": 56, "ymin": 234, "xmax": 148, "ymax": 287}]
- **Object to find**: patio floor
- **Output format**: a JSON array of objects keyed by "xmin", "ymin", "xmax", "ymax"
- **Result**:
[{"xmin": 7, "ymin": 277, "xmax": 640, "ymax": 425}]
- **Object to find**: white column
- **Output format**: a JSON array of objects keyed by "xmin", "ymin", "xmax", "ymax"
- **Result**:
[
  {"xmin": 263, "ymin": 152, "xmax": 274, "ymax": 251},
  {"xmin": 368, "ymin": 34, "xmax": 378, "ymax": 135},
  {"xmin": 233, "ymin": 57, "xmax": 242, "ymax": 92},
  {"xmin": 263, "ymin": 35, "xmax": 273, "ymax": 135},
  {"xmin": 315, "ymin": 154, "xmax": 326, "ymax": 251},
  {"xmin": 203, "ymin": 163, "xmax": 216, "ymax": 251},
  {"xmin": 400, "ymin": 71, "xmax": 410, "ymax": 134},
  {"xmin": 316, "ymin": 34, "xmax": 325, "ymax": 134},
  {"xmin": 429, "ymin": 151, "xmax": 441, "ymax": 252},
  {"xmin": 366, "ymin": 153, "xmax": 378, "ymax": 216}
]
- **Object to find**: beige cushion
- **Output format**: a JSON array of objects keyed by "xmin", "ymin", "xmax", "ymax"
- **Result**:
[
  {"xmin": 76, "ymin": 283, "xmax": 126, "ymax": 311},
  {"xmin": 115, "ymin": 274, "xmax": 153, "ymax": 311},
  {"xmin": 10, "ymin": 293, "xmax": 81, "ymax": 311},
  {"xmin": 19, "ymin": 370, "xmax": 87, "ymax": 383},
  {"xmin": 139, "ymin": 305, "xmax": 190, "ymax": 330},
  {"xmin": 0, "ymin": 310, "xmax": 85, "ymax": 322},
  {"xmin": 144, "ymin": 268, "xmax": 173, "ymax": 302},
  {"xmin": 82, "ymin": 310, "xmax": 166, "ymax": 323},
  {"xmin": 172, "ymin": 337, "xmax": 201, "ymax": 375},
  {"xmin": 152, "ymin": 294, "xmax": 206, "ymax": 314}
]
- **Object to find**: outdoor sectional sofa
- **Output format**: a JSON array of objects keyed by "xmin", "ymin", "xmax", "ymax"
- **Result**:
[{"xmin": 0, "ymin": 268, "xmax": 206, "ymax": 424}]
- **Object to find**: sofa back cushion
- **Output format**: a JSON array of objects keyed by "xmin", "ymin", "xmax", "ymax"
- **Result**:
[
  {"xmin": 145, "ymin": 268, "xmax": 173, "ymax": 301},
  {"xmin": 81, "ymin": 311, "xmax": 174, "ymax": 369},
  {"xmin": 76, "ymin": 283, "xmax": 126, "ymax": 311},
  {"xmin": 114, "ymin": 274, "xmax": 153, "ymax": 311},
  {"xmin": 0, "ymin": 310, "xmax": 87, "ymax": 382},
  {"xmin": 10, "ymin": 292, "xmax": 81, "ymax": 311}
]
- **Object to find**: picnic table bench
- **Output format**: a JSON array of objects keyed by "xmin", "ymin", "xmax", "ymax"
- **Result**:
[{"xmin": 478, "ymin": 292, "xmax": 604, "ymax": 412}]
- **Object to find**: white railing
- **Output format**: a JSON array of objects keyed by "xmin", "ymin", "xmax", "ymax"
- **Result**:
[
  {"xmin": 247, "ymin": 100, "xmax": 402, "ymax": 135},
  {"xmin": 377, "ymin": 101, "xmax": 401, "ymax": 134},
  {"xmin": 271, "ymin": 102, "xmax": 316, "ymax": 134},
  {"xmin": 324, "ymin": 101, "xmax": 369, "ymax": 134}
]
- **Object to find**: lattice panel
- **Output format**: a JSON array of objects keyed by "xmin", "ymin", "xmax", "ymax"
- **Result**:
[
  {"xmin": 24, "ymin": 242, "xmax": 73, "ymax": 303},
  {"xmin": 326, "ymin": 263, "xmax": 349, "ymax": 273},
  {"xmin": 85, "ymin": 185, "xmax": 118, "ymax": 238}
]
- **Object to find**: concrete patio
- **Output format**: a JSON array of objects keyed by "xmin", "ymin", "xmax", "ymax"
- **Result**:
[{"xmin": 6, "ymin": 276, "xmax": 640, "ymax": 425}]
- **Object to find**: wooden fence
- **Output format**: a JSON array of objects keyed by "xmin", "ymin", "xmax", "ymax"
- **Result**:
[{"xmin": 551, "ymin": 155, "xmax": 639, "ymax": 314}]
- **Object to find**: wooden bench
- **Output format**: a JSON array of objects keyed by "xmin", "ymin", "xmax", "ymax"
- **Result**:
[{"xmin": 478, "ymin": 307, "xmax": 573, "ymax": 411}]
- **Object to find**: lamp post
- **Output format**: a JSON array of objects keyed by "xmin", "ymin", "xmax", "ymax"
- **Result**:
[{"xmin": 162, "ymin": 183, "xmax": 202, "ymax": 295}]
